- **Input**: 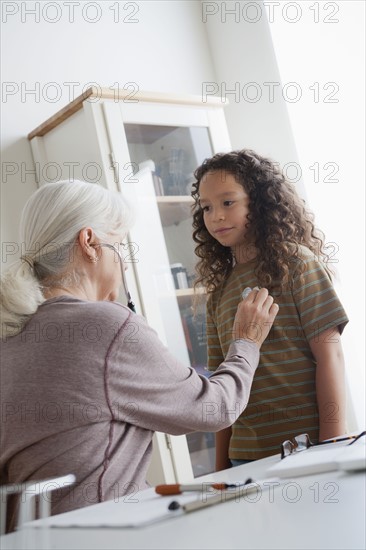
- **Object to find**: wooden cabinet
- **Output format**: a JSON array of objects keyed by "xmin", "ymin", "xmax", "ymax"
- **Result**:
[{"xmin": 28, "ymin": 87, "xmax": 231, "ymax": 483}]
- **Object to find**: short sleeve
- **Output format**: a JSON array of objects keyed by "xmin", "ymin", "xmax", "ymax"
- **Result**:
[{"xmin": 291, "ymin": 254, "xmax": 349, "ymax": 342}]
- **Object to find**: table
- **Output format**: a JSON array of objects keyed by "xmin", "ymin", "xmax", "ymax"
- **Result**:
[{"xmin": 1, "ymin": 452, "xmax": 365, "ymax": 550}]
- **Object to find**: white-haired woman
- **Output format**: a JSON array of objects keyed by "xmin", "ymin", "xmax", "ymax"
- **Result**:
[{"xmin": 0, "ymin": 180, "xmax": 278, "ymax": 530}]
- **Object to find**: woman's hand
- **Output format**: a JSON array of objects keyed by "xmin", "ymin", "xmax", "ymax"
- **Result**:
[{"xmin": 232, "ymin": 288, "xmax": 279, "ymax": 348}]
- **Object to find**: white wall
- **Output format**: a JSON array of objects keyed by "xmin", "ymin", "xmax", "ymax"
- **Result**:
[
  {"xmin": 1, "ymin": 0, "xmax": 304, "ymax": 246},
  {"xmin": 203, "ymin": 0, "xmax": 306, "ymax": 197},
  {"xmin": 267, "ymin": 0, "xmax": 365, "ymax": 429}
]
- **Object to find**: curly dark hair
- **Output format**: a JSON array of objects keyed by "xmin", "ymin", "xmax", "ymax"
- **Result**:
[{"xmin": 192, "ymin": 149, "xmax": 330, "ymax": 294}]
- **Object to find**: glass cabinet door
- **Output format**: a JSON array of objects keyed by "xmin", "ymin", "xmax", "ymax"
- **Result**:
[
  {"xmin": 126, "ymin": 123, "xmax": 215, "ymax": 477},
  {"xmin": 102, "ymin": 101, "xmax": 231, "ymax": 478}
]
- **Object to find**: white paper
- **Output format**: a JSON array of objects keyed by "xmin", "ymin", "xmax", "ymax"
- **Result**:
[{"xmin": 26, "ymin": 487, "xmax": 216, "ymax": 529}]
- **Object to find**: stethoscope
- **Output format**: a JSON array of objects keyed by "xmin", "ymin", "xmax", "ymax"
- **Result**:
[{"xmin": 97, "ymin": 243, "xmax": 136, "ymax": 313}]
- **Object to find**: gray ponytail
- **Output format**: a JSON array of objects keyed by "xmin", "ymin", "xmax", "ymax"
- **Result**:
[
  {"xmin": 0, "ymin": 261, "xmax": 44, "ymax": 339},
  {"xmin": 1, "ymin": 180, "xmax": 134, "ymax": 340}
]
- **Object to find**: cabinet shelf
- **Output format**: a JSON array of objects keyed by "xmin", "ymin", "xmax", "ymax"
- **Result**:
[
  {"xmin": 176, "ymin": 287, "xmax": 206, "ymax": 307},
  {"xmin": 156, "ymin": 196, "xmax": 194, "ymax": 226},
  {"xmin": 160, "ymin": 287, "xmax": 206, "ymax": 307}
]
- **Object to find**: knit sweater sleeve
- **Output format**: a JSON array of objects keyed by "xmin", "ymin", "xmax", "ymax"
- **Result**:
[
  {"xmin": 106, "ymin": 312, "xmax": 259, "ymax": 435},
  {"xmin": 206, "ymin": 293, "xmax": 225, "ymax": 372}
]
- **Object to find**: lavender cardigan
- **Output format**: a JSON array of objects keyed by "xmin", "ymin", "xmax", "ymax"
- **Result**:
[{"xmin": 0, "ymin": 296, "xmax": 259, "ymax": 527}]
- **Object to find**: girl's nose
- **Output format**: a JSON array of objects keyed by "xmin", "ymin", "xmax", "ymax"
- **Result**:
[{"xmin": 213, "ymin": 208, "xmax": 225, "ymax": 221}]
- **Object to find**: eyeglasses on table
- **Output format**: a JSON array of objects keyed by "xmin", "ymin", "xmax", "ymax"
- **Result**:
[{"xmin": 280, "ymin": 431, "xmax": 366, "ymax": 459}]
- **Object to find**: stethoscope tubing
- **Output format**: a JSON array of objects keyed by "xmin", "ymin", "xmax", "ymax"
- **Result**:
[{"xmin": 97, "ymin": 243, "xmax": 136, "ymax": 313}]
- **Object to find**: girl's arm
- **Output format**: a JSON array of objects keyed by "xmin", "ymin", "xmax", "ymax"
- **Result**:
[
  {"xmin": 309, "ymin": 327, "xmax": 347, "ymax": 440},
  {"xmin": 215, "ymin": 427, "xmax": 232, "ymax": 471}
]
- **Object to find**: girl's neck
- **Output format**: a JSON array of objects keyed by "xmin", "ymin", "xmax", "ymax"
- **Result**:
[{"xmin": 231, "ymin": 243, "xmax": 257, "ymax": 265}]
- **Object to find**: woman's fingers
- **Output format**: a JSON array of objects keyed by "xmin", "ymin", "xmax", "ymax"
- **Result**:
[
  {"xmin": 252, "ymin": 287, "xmax": 268, "ymax": 305},
  {"xmin": 269, "ymin": 302, "xmax": 280, "ymax": 322},
  {"xmin": 242, "ymin": 286, "xmax": 260, "ymax": 302},
  {"xmin": 263, "ymin": 294, "xmax": 274, "ymax": 311},
  {"xmin": 244, "ymin": 288, "xmax": 275, "ymax": 311},
  {"xmin": 233, "ymin": 287, "xmax": 279, "ymax": 347}
]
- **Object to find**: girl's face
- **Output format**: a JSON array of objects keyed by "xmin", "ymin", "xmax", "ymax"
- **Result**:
[{"xmin": 199, "ymin": 170, "xmax": 253, "ymax": 260}]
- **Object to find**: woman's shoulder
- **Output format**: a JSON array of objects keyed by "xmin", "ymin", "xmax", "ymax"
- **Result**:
[{"xmin": 39, "ymin": 296, "xmax": 137, "ymax": 325}]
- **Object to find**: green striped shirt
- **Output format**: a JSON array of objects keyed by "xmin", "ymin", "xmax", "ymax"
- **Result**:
[{"xmin": 207, "ymin": 246, "xmax": 348, "ymax": 460}]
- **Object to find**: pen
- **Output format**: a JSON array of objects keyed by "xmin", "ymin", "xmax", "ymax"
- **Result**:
[
  {"xmin": 167, "ymin": 477, "xmax": 282, "ymax": 513},
  {"xmin": 156, "ymin": 478, "xmax": 253, "ymax": 496}
]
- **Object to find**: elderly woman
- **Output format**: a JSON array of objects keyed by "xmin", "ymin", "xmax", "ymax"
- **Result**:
[{"xmin": 0, "ymin": 180, "xmax": 278, "ymax": 529}]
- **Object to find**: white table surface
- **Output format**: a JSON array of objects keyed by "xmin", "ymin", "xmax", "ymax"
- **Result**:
[{"xmin": 1, "ymin": 452, "xmax": 365, "ymax": 550}]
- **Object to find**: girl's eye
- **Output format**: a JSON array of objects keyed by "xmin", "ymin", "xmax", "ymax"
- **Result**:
[
  {"xmin": 223, "ymin": 201, "xmax": 234, "ymax": 207},
  {"xmin": 201, "ymin": 205, "xmax": 210, "ymax": 212}
]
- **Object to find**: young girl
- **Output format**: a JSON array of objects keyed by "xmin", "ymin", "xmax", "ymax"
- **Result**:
[{"xmin": 192, "ymin": 149, "xmax": 349, "ymax": 470}]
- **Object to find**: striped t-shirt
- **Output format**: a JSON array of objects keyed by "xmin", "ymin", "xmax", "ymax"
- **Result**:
[{"xmin": 206, "ymin": 246, "xmax": 349, "ymax": 460}]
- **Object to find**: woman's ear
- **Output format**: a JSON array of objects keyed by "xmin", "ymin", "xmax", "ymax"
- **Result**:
[{"xmin": 78, "ymin": 228, "xmax": 98, "ymax": 262}]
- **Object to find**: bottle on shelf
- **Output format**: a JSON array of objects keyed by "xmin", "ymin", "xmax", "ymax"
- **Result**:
[{"xmin": 170, "ymin": 263, "xmax": 189, "ymax": 289}]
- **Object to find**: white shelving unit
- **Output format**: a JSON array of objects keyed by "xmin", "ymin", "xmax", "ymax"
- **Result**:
[{"xmin": 28, "ymin": 87, "xmax": 231, "ymax": 483}]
